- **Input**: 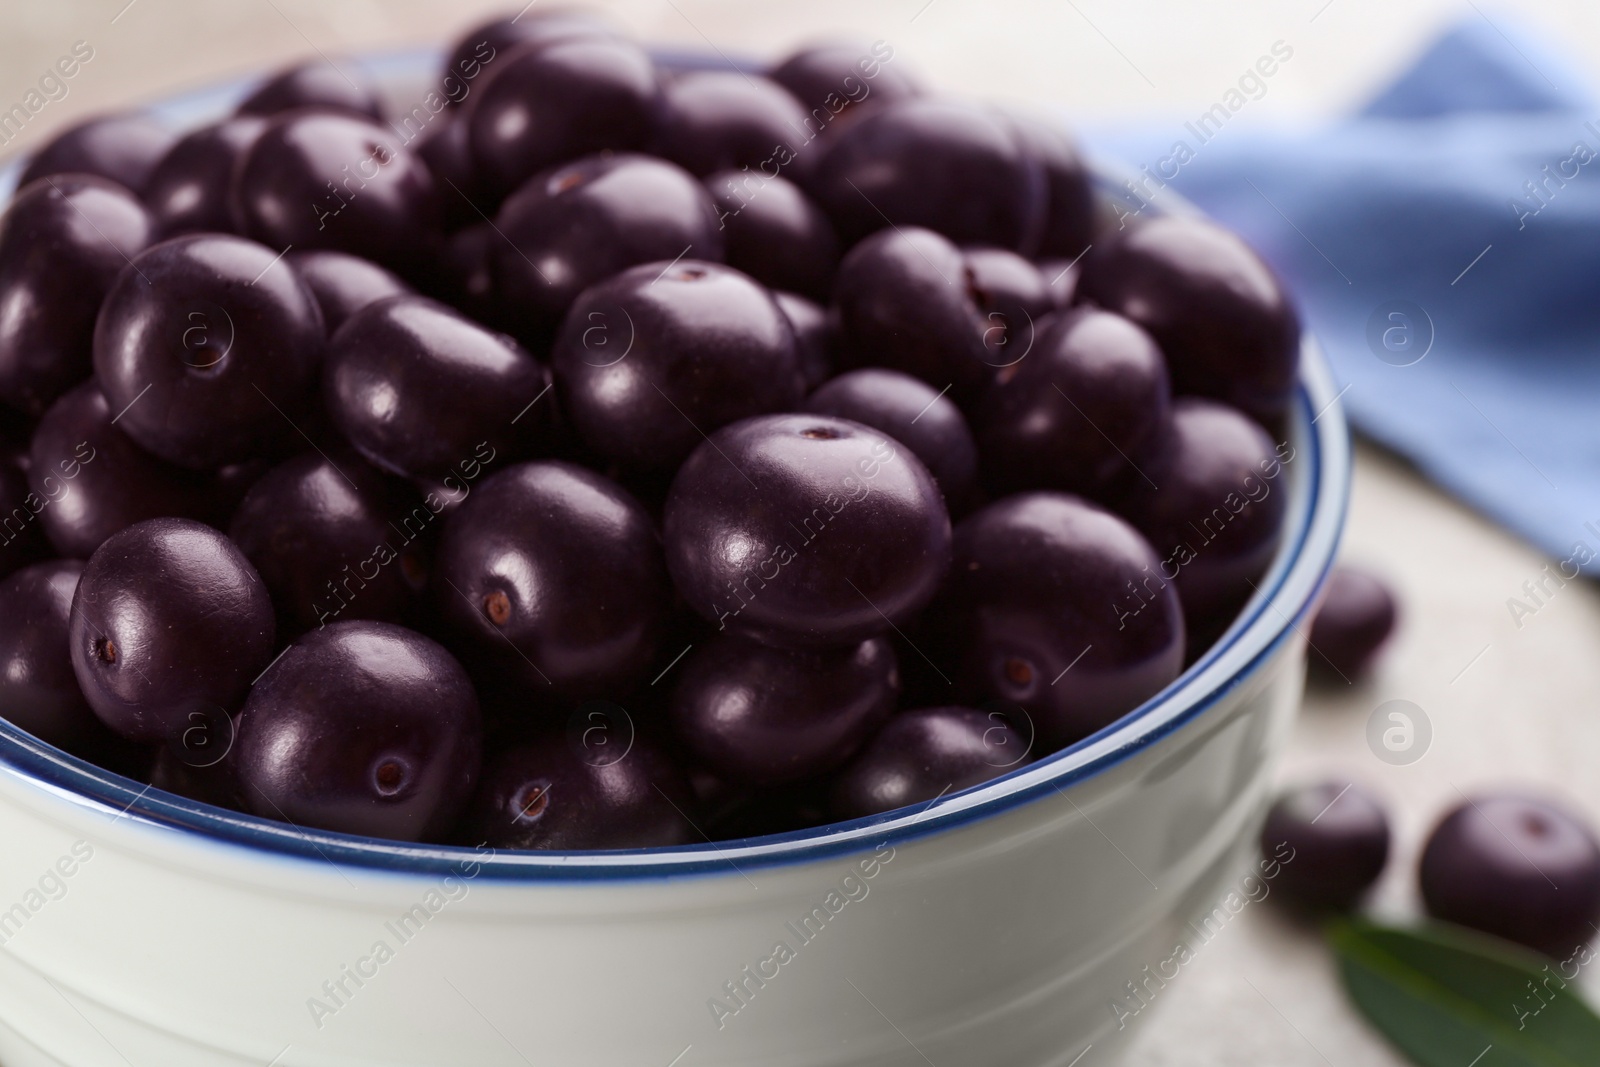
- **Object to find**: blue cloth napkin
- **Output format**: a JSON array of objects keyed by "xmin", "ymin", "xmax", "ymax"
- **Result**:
[{"xmin": 1079, "ymin": 15, "xmax": 1600, "ymax": 574}]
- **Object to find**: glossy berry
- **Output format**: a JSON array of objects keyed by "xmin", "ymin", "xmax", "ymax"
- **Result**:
[
  {"xmin": 19, "ymin": 113, "xmax": 177, "ymax": 195},
  {"xmin": 29, "ymin": 382, "xmax": 213, "ymax": 558},
  {"xmin": 229, "ymin": 452, "xmax": 431, "ymax": 636},
  {"xmin": 235, "ymin": 110, "xmax": 442, "ymax": 276},
  {"xmin": 434, "ymin": 461, "xmax": 669, "ymax": 698},
  {"xmin": 441, "ymin": 9, "xmax": 617, "ymax": 109},
  {"xmin": 69, "ymin": 518, "xmax": 275, "ymax": 743},
  {"xmin": 1079, "ymin": 216, "xmax": 1300, "ymax": 423},
  {"xmin": 1261, "ymin": 780, "xmax": 1390, "ymax": 911},
  {"xmin": 656, "ymin": 72, "xmax": 813, "ymax": 178},
  {"xmin": 0, "ymin": 561, "xmax": 102, "ymax": 747},
  {"xmin": 436, "ymin": 223, "xmax": 504, "ymax": 328},
  {"xmin": 325, "ymin": 295, "xmax": 552, "ymax": 480},
  {"xmin": 1421, "ymin": 793, "xmax": 1600, "ymax": 959},
  {"xmin": 1309, "ymin": 565, "xmax": 1398, "ymax": 679},
  {"xmin": 235, "ymin": 621, "xmax": 481, "ymax": 841},
  {"xmin": 767, "ymin": 41, "xmax": 919, "ymax": 127},
  {"xmin": 0, "ymin": 457, "xmax": 47, "ymax": 578},
  {"xmin": 812, "ymin": 99, "xmax": 1044, "ymax": 249},
  {"xmin": 287, "ymin": 249, "xmax": 411, "ymax": 333},
  {"xmin": 801, "ymin": 368, "xmax": 979, "ymax": 514},
  {"xmin": 414, "ymin": 112, "xmax": 482, "ymax": 229},
  {"xmin": 235, "ymin": 59, "xmax": 384, "ymax": 120},
  {"xmin": 940, "ymin": 493, "xmax": 1184, "ymax": 748},
  {"xmin": 1037, "ymin": 256, "xmax": 1081, "ymax": 308},
  {"xmin": 663, "ymin": 413, "xmax": 951, "ymax": 649},
  {"xmin": 468, "ymin": 35, "xmax": 659, "ymax": 198},
  {"xmin": 492, "ymin": 153, "xmax": 723, "ymax": 340},
  {"xmin": 551, "ymin": 260, "xmax": 803, "ymax": 474},
  {"xmin": 94, "ymin": 233, "xmax": 325, "ymax": 470},
  {"xmin": 975, "ymin": 308, "xmax": 1171, "ymax": 499},
  {"xmin": 961, "ymin": 245, "xmax": 1054, "ymax": 365},
  {"xmin": 670, "ymin": 633, "xmax": 899, "ymax": 784},
  {"xmin": 774, "ymin": 290, "xmax": 834, "ymax": 390},
  {"xmin": 142, "ymin": 116, "xmax": 267, "ymax": 236},
  {"xmin": 460, "ymin": 730, "xmax": 692, "ymax": 850},
  {"xmin": 831, "ymin": 707, "xmax": 1028, "ymax": 820},
  {"xmin": 833, "ymin": 226, "xmax": 995, "ymax": 402},
  {"xmin": 1002, "ymin": 111, "xmax": 1094, "ymax": 259},
  {"xmin": 1114, "ymin": 398, "xmax": 1289, "ymax": 641},
  {"xmin": 0, "ymin": 175, "xmax": 155, "ymax": 415},
  {"xmin": 705, "ymin": 170, "xmax": 839, "ymax": 300}
]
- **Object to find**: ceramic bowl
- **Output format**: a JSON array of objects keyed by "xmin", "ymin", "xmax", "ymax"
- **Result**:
[{"xmin": 0, "ymin": 48, "xmax": 1349, "ymax": 1067}]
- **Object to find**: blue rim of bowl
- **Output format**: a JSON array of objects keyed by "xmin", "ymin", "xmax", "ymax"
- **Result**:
[{"xmin": 0, "ymin": 48, "xmax": 1351, "ymax": 882}]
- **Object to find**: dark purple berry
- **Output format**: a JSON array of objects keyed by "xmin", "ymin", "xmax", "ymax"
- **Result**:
[
  {"xmin": 1309, "ymin": 565, "xmax": 1398, "ymax": 679},
  {"xmin": 413, "ymin": 111, "xmax": 483, "ymax": 228},
  {"xmin": 1037, "ymin": 257, "xmax": 1081, "ymax": 308},
  {"xmin": 235, "ymin": 110, "xmax": 442, "ymax": 276},
  {"xmin": 656, "ymin": 72, "xmax": 812, "ymax": 178},
  {"xmin": 19, "ymin": 113, "xmax": 177, "ymax": 195},
  {"xmin": 229, "ymin": 452, "xmax": 432, "ymax": 636},
  {"xmin": 434, "ymin": 461, "xmax": 669, "ymax": 698},
  {"xmin": 142, "ymin": 116, "xmax": 267, "ymax": 236},
  {"xmin": 0, "ymin": 175, "xmax": 155, "ymax": 415},
  {"xmin": 236, "ymin": 60, "xmax": 384, "ymax": 120},
  {"xmin": 1421, "ymin": 793, "xmax": 1600, "ymax": 959},
  {"xmin": 801, "ymin": 368, "xmax": 979, "ymax": 514},
  {"xmin": 1113, "ymin": 398, "xmax": 1289, "ymax": 643},
  {"xmin": 831, "ymin": 706, "xmax": 1028, "ymax": 819},
  {"xmin": 28, "ymin": 382, "xmax": 214, "ymax": 558},
  {"xmin": 492, "ymin": 153, "xmax": 723, "ymax": 340},
  {"xmin": 287, "ymin": 249, "xmax": 411, "ymax": 333},
  {"xmin": 767, "ymin": 41, "xmax": 919, "ymax": 128},
  {"xmin": 441, "ymin": 10, "xmax": 618, "ymax": 110},
  {"xmin": 812, "ymin": 99, "xmax": 1044, "ymax": 249},
  {"xmin": 975, "ymin": 308, "xmax": 1171, "ymax": 499},
  {"xmin": 468, "ymin": 35, "xmax": 659, "ymax": 198},
  {"xmin": 940, "ymin": 493, "xmax": 1184, "ymax": 747},
  {"xmin": 436, "ymin": 223, "xmax": 505, "ymax": 328},
  {"xmin": 0, "ymin": 561, "xmax": 102, "ymax": 747},
  {"xmin": 1002, "ymin": 111, "xmax": 1094, "ymax": 259},
  {"xmin": 773, "ymin": 290, "xmax": 835, "ymax": 390},
  {"xmin": 1261, "ymin": 780, "xmax": 1390, "ymax": 911},
  {"xmin": 325, "ymin": 295, "xmax": 551, "ymax": 480},
  {"xmin": 0, "ymin": 457, "xmax": 47, "ymax": 578},
  {"xmin": 235, "ymin": 621, "xmax": 481, "ymax": 841},
  {"xmin": 69, "ymin": 517, "xmax": 275, "ymax": 743},
  {"xmin": 961, "ymin": 245, "xmax": 1054, "ymax": 364},
  {"xmin": 93, "ymin": 233, "xmax": 325, "ymax": 470},
  {"xmin": 671, "ymin": 633, "xmax": 898, "ymax": 784},
  {"xmin": 551, "ymin": 260, "xmax": 802, "ymax": 474},
  {"xmin": 663, "ymin": 413, "xmax": 951, "ymax": 649},
  {"xmin": 1079, "ymin": 216, "xmax": 1300, "ymax": 423},
  {"xmin": 706, "ymin": 170, "xmax": 838, "ymax": 300},
  {"xmin": 460, "ymin": 730, "xmax": 692, "ymax": 850}
]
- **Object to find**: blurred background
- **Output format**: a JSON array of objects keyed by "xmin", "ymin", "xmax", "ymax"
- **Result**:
[{"xmin": 7, "ymin": 2, "xmax": 1600, "ymax": 1064}]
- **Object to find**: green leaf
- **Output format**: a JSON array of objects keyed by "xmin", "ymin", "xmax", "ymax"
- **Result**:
[{"xmin": 1329, "ymin": 918, "xmax": 1600, "ymax": 1067}]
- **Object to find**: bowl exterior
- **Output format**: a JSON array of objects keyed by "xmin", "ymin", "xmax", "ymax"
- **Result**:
[{"xmin": 0, "ymin": 634, "xmax": 1303, "ymax": 1067}]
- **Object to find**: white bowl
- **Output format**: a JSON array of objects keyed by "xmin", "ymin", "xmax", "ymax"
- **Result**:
[{"xmin": 0, "ymin": 49, "xmax": 1349, "ymax": 1067}]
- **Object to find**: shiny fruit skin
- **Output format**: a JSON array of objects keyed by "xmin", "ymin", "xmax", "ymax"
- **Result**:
[
  {"xmin": 550, "ymin": 259, "xmax": 803, "ymax": 474},
  {"xmin": 1001, "ymin": 111, "xmax": 1094, "ymax": 259},
  {"xmin": 801, "ymin": 368, "xmax": 979, "ymax": 515},
  {"xmin": 235, "ymin": 620, "xmax": 482, "ymax": 842},
  {"xmin": 93, "ymin": 233, "xmax": 325, "ymax": 470},
  {"xmin": 19, "ymin": 113, "xmax": 178, "ymax": 195},
  {"xmin": 228, "ymin": 451, "xmax": 432, "ymax": 636},
  {"xmin": 461, "ymin": 729, "xmax": 692, "ymax": 850},
  {"xmin": 69, "ymin": 517, "xmax": 275, "ymax": 744},
  {"xmin": 774, "ymin": 290, "xmax": 835, "ymax": 390},
  {"xmin": 491, "ymin": 152, "xmax": 723, "ymax": 341},
  {"xmin": 656, "ymin": 72, "xmax": 813, "ymax": 178},
  {"xmin": 143, "ymin": 116, "xmax": 267, "ymax": 236},
  {"xmin": 0, "ymin": 457, "xmax": 48, "ymax": 578},
  {"xmin": 706, "ymin": 170, "xmax": 839, "ymax": 300},
  {"xmin": 468, "ymin": 35, "xmax": 659, "ymax": 198},
  {"xmin": 767, "ymin": 41, "xmax": 920, "ymax": 127},
  {"xmin": 324, "ymin": 295, "xmax": 552, "ymax": 480},
  {"xmin": 441, "ymin": 10, "xmax": 618, "ymax": 111},
  {"xmin": 1079, "ymin": 216, "xmax": 1300, "ymax": 423},
  {"xmin": 940, "ymin": 492, "xmax": 1184, "ymax": 748},
  {"xmin": 1261, "ymin": 780, "xmax": 1390, "ymax": 911},
  {"xmin": 1308, "ymin": 565, "xmax": 1398, "ymax": 679},
  {"xmin": 670, "ymin": 633, "xmax": 899, "ymax": 784},
  {"xmin": 831, "ymin": 706, "xmax": 1028, "ymax": 820},
  {"xmin": 28, "ymin": 382, "xmax": 214, "ymax": 558},
  {"xmin": 0, "ymin": 175, "xmax": 155, "ymax": 416},
  {"xmin": 975, "ymin": 307, "xmax": 1171, "ymax": 499},
  {"xmin": 433, "ymin": 460, "xmax": 669, "ymax": 699},
  {"xmin": 235, "ymin": 60, "xmax": 385, "ymax": 121},
  {"xmin": 663, "ymin": 413, "xmax": 951, "ymax": 649},
  {"xmin": 287, "ymin": 249, "xmax": 411, "ymax": 333},
  {"xmin": 0, "ymin": 561, "xmax": 102, "ymax": 747}
]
